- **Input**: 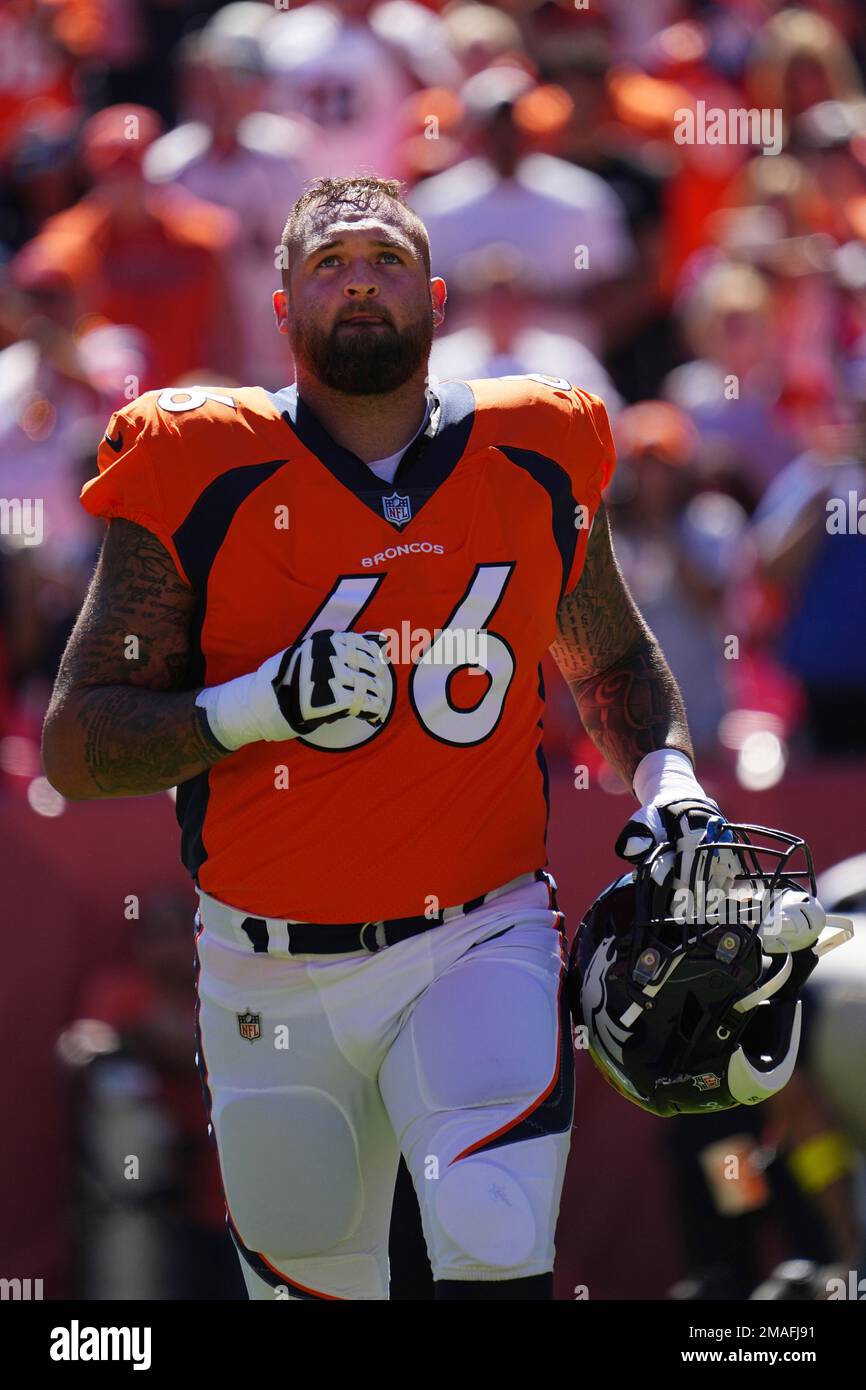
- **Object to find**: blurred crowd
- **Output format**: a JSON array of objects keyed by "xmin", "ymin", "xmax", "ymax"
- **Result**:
[
  {"xmin": 2, "ymin": 0, "xmax": 866, "ymax": 1299},
  {"xmin": 3, "ymin": 0, "xmax": 866, "ymax": 783}
]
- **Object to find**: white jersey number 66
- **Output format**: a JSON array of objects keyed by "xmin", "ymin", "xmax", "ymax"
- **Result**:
[{"xmin": 296, "ymin": 563, "xmax": 515, "ymax": 750}]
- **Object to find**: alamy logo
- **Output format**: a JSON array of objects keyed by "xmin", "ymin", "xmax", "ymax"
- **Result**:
[{"xmin": 50, "ymin": 1321, "xmax": 152, "ymax": 1371}]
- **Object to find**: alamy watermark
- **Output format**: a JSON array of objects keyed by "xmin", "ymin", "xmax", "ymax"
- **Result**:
[
  {"xmin": 379, "ymin": 622, "xmax": 488, "ymax": 669},
  {"xmin": 675, "ymin": 102, "xmax": 783, "ymax": 156},
  {"xmin": 0, "ymin": 498, "xmax": 43, "ymax": 546},
  {"xmin": 671, "ymin": 883, "xmax": 780, "ymax": 930},
  {"xmin": 0, "ymin": 1277, "xmax": 43, "ymax": 1299}
]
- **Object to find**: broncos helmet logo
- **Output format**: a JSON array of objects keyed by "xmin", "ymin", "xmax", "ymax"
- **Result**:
[{"xmin": 581, "ymin": 937, "xmax": 634, "ymax": 1065}]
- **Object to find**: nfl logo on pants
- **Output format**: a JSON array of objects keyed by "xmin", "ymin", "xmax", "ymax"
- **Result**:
[{"xmin": 238, "ymin": 1010, "xmax": 261, "ymax": 1042}]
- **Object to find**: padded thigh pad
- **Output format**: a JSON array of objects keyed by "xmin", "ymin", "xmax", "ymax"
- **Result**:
[
  {"xmin": 407, "ymin": 957, "xmax": 557, "ymax": 1110},
  {"xmin": 216, "ymin": 1086, "xmax": 363, "ymax": 1256}
]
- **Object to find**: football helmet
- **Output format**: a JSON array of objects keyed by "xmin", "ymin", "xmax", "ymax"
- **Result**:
[{"xmin": 569, "ymin": 823, "xmax": 854, "ymax": 1117}]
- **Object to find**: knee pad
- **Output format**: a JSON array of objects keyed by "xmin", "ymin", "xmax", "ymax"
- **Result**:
[
  {"xmin": 215, "ymin": 1086, "xmax": 363, "ymax": 1257},
  {"xmin": 433, "ymin": 1157, "xmax": 538, "ymax": 1270}
]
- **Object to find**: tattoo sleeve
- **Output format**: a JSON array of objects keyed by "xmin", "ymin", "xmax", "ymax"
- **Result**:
[
  {"xmin": 550, "ymin": 504, "xmax": 694, "ymax": 788},
  {"xmin": 42, "ymin": 519, "xmax": 230, "ymax": 798}
]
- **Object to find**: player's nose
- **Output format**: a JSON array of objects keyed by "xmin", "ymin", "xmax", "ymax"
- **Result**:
[{"xmin": 344, "ymin": 280, "xmax": 379, "ymax": 298}]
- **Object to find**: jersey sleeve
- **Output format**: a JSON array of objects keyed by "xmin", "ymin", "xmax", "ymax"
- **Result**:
[
  {"xmin": 561, "ymin": 385, "xmax": 617, "ymax": 595},
  {"xmin": 80, "ymin": 398, "xmax": 190, "ymax": 584}
]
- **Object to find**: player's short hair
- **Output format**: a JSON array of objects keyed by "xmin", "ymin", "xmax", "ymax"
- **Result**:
[{"xmin": 280, "ymin": 176, "xmax": 431, "ymax": 288}]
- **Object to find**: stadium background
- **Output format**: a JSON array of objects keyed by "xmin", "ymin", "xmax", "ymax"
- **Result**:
[{"xmin": 1, "ymin": 0, "xmax": 865, "ymax": 1300}]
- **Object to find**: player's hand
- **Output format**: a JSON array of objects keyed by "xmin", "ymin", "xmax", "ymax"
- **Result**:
[
  {"xmin": 196, "ymin": 629, "xmax": 391, "ymax": 750},
  {"xmin": 272, "ymin": 629, "xmax": 390, "ymax": 736},
  {"xmin": 615, "ymin": 797, "xmax": 738, "ymax": 895}
]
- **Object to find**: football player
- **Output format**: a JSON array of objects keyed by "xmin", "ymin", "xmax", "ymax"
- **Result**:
[{"xmin": 43, "ymin": 174, "xmax": 731, "ymax": 1301}]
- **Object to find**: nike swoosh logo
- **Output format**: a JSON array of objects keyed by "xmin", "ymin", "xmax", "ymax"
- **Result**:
[{"xmin": 104, "ymin": 430, "xmax": 124, "ymax": 453}]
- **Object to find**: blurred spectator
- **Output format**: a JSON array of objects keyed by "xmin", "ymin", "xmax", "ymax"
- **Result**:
[
  {"xmin": 792, "ymin": 97, "xmax": 866, "ymax": 247},
  {"xmin": 746, "ymin": 7, "xmax": 863, "ymax": 135},
  {"xmin": 751, "ymin": 423, "xmax": 866, "ymax": 755},
  {"xmin": 429, "ymin": 242, "xmax": 621, "ymax": 409},
  {"xmin": 13, "ymin": 104, "xmax": 240, "ymax": 387},
  {"xmin": 532, "ymin": 29, "xmax": 676, "ymax": 396},
  {"xmin": 0, "ymin": 0, "xmax": 80, "ymax": 163},
  {"xmin": 370, "ymin": 1, "xmax": 462, "ymax": 89},
  {"xmin": 664, "ymin": 262, "xmax": 798, "ymax": 501},
  {"xmin": 145, "ymin": 23, "xmax": 307, "ymax": 387},
  {"xmin": 0, "ymin": 262, "xmax": 108, "ymax": 712},
  {"xmin": 263, "ymin": 0, "xmax": 432, "ymax": 179},
  {"xmin": 0, "ymin": 265, "xmax": 101, "ymax": 561},
  {"xmin": 439, "ymin": 2, "xmax": 526, "ymax": 78},
  {"xmin": 1, "ymin": 162, "xmax": 198, "ymax": 722},
  {"xmin": 722, "ymin": 151, "xmax": 830, "ymax": 244},
  {"xmin": 609, "ymin": 19, "xmax": 753, "ymax": 295},
  {"xmin": 2, "ymin": 116, "xmax": 82, "ymax": 254},
  {"xmin": 601, "ymin": 0, "xmax": 684, "ymax": 61},
  {"xmin": 86, "ymin": 0, "xmax": 227, "ymax": 125},
  {"xmin": 610, "ymin": 400, "xmax": 748, "ymax": 754},
  {"xmin": 412, "ymin": 65, "xmax": 635, "ymax": 344}
]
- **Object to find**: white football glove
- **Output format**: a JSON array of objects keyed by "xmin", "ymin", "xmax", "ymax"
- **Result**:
[
  {"xmin": 616, "ymin": 797, "xmax": 739, "ymax": 897},
  {"xmin": 196, "ymin": 629, "xmax": 391, "ymax": 751},
  {"xmin": 274, "ymin": 629, "xmax": 390, "ymax": 734},
  {"xmin": 615, "ymin": 749, "xmax": 738, "ymax": 896}
]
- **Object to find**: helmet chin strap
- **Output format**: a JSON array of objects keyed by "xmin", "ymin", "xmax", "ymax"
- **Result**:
[
  {"xmin": 733, "ymin": 950, "xmax": 793, "ymax": 1013},
  {"xmin": 733, "ymin": 913, "xmax": 855, "ymax": 1013},
  {"xmin": 813, "ymin": 914, "xmax": 855, "ymax": 957}
]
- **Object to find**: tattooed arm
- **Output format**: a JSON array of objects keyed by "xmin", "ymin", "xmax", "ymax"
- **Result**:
[
  {"xmin": 42, "ymin": 520, "xmax": 229, "ymax": 799},
  {"xmin": 550, "ymin": 504, "xmax": 694, "ymax": 788}
]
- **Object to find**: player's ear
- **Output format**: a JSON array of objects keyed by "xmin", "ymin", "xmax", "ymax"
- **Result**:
[
  {"xmin": 273, "ymin": 289, "xmax": 289, "ymax": 335},
  {"xmin": 431, "ymin": 277, "xmax": 447, "ymax": 329}
]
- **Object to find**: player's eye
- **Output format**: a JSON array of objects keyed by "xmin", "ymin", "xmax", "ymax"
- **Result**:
[
  {"xmin": 378, "ymin": 251, "xmax": 402, "ymax": 264},
  {"xmin": 316, "ymin": 254, "xmax": 342, "ymax": 268}
]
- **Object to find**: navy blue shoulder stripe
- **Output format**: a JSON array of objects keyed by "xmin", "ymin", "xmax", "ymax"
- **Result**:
[
  {"xmin": 172, "ymin": 458, "xmax": 288, "ymax": 881},
  {"xmin": 497, "ymin": 445, "xmax": 579, "ymax": 600},
  {"xmin": 173, "ymin": 458, "xmax": 288, "ymax": 598}
]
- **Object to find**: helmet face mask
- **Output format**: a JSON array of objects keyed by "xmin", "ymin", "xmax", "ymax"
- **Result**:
[{"xmin": 570, "ymin": 825, "xmax": 821, "ymax": 1117}]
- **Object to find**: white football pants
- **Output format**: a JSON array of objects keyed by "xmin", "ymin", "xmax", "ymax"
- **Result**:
[{"xmin": 193, "ymin": 875, "xmax": 574, "ymax": 1300}]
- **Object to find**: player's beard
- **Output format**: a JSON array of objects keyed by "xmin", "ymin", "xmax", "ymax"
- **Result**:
[{"xmin": 290, "ymin": 304, "xmax": 433, "ymax": 395}]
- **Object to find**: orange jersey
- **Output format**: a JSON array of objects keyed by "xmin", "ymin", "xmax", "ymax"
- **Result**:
[{"xmin": 81, "ymin": 375, "xmax": 615, "ymax": 920}]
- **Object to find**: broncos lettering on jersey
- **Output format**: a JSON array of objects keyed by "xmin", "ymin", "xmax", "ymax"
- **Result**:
[{"xmin": 81, "ymin": 375, "xmax": 615, "ymax": 921}]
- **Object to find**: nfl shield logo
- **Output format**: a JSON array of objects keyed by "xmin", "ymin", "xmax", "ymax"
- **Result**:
[
  {"xmin": 238, "ymin": 1010, "xmax": 261, "ymax": 1043},
  {"xmin": 382, "ymin": 492, "xmax": 412, "ymax": 525}
]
